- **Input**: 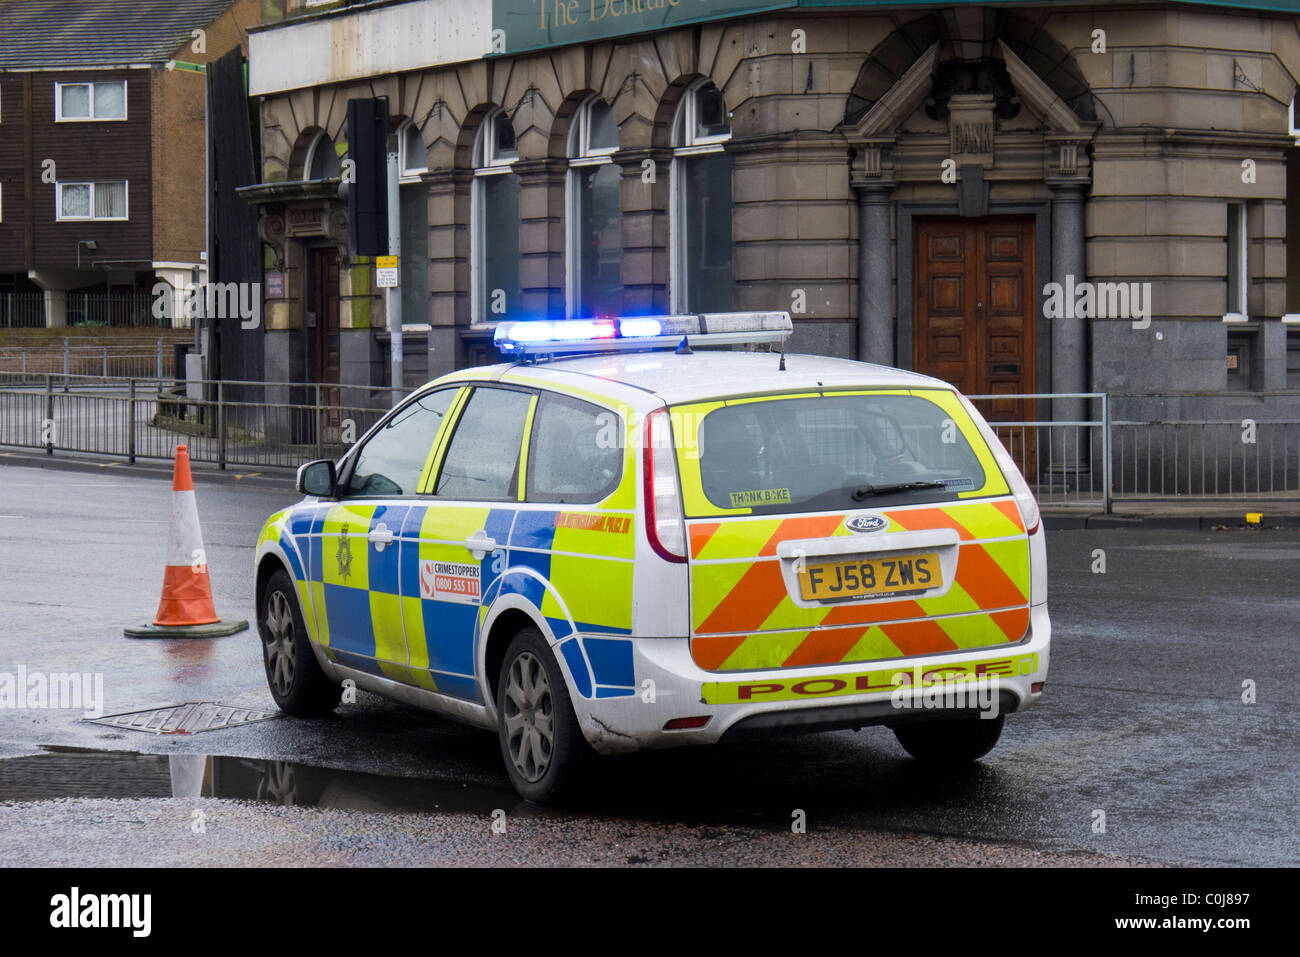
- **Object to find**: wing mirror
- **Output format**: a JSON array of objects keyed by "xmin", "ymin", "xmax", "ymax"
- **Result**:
[{"xmin": 296, "ymin": 459, "xmax": 337, "ymax": 497}]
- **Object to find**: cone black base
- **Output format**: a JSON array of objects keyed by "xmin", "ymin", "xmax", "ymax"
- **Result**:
[{"xmin": 124, "ymin": 619, "xmax": 249, "ymax": 639}]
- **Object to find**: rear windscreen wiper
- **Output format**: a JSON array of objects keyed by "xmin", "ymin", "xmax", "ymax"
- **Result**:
[{"xmin": 850, "ymin": 481, "xmax": 948, "ymax": 501}]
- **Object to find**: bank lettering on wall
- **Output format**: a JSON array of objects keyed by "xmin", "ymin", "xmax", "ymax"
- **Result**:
[{"xmin": 492, "ymin": 0, "xmax": 798, "ymax": 55}]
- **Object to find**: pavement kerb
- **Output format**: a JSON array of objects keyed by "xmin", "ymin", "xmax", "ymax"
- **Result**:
[
  {"xmin": 0, "ymin": 448, "xmax": 296, "ymax": 491},
  {"xmin": 1042, "ymin": 511, "xmax": 1300, "ymax": 531}
]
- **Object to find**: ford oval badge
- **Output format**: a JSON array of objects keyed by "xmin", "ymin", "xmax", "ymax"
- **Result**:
[{"xmin": 845, "ymin": 513, "xmax": 888, "ymax": 533}]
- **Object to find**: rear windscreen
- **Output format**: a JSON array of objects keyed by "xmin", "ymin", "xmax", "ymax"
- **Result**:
[{"xmin": 688, "ymin": 393, "xmax": 987, "ymax": 515}]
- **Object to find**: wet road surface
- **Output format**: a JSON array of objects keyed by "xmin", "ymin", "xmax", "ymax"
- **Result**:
[{"xmin": 0, "ymin": 463, "xmax": 1295, "ymax": 865}]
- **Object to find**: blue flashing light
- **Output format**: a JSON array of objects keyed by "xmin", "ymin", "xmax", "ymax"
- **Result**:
[
  {"xmin": 494, "ymin": 312, "xmax": 791, "ymax": 356},
  {"xmin": 506, "ymin": 321, "xmax": 557, "ymax": 343},
  {"xmin": 619, "ymin": 318, "xmax": 662, "ymax": 338}
]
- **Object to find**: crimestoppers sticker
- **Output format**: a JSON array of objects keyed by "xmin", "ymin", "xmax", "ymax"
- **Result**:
[{"xmin": 420, "ymin": 560, "xmax": 481, "ymax": 605}]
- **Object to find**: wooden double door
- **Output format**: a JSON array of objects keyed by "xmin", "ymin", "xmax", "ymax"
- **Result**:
[{"xmin": 914, "ymin": 217, "xmax": 1036, "ymax": 475}]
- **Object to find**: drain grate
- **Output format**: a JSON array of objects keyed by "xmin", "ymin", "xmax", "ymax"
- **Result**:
[{"xmin": 87, "ymin": 702, "xmax": 277, "ymax": 735}]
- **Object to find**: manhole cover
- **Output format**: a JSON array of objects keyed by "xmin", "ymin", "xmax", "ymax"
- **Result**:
[{"xmin": 87, "ymin": 702, "xmax": 277, "ymax": 735}]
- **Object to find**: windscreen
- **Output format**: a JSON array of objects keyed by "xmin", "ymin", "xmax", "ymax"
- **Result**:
[{"xmin": 691, "ymin": 393, "xmax": 987, "ymax": 515}]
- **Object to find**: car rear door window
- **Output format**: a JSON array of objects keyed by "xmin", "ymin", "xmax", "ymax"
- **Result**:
[
  {"xmin": 345, "ymin": 388, "xmax": 457, "ymax": 497},
  {"xmin": 526, "ymin": 393, "xmax": 622, "ymax": 503},
  {"xmin": 435, "ymin": 387, "xmax": 533, "ymax": 500},
  {"xmin": 692, "ymin": 392, "xmax": 987, "ymax": 513}
]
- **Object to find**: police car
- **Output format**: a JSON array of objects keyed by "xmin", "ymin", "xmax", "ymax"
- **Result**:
[{"xmin": 254, "ymin": 312, "xmax": 1049, "ymax": 801}]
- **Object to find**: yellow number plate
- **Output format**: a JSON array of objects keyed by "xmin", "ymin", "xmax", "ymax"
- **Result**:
[{"xmin": 798, "ymin": 553, "xmax": 941, "ymax": 601}]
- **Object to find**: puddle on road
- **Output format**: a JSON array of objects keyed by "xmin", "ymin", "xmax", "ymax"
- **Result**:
[{"xmin": 0, "ymin": 749, "xmax": 535, "ymax": 816}]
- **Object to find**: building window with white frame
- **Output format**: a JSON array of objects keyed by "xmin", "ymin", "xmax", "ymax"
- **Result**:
[
  {"xmin": 400, "ymin": 119, "xmax": 427, "ymax": 178},
  {"xmin": 398, "ymin": 119, "xmax": 430, "ymax": 325},
  {"xmin": 1284, "ymin": 100, "xmax": 1300, "ymax": 322},
  {"xmin": 472, "ymin": 108, "xmax": 521, "ymax": 323},
  {"xmin": 57, "ymin": 181, "xmax": 127, "ymax": 221},
  {"xmin": 305, "ymin": 130, "xmax": 341, "ymax": 180},
  {"xmin": 671, "ymin": 79, "xmax": 733, "ymax": 313},
  {"xmin": 56, "ymin": 81, "xmax": 127, "ymax": 121},
  {"xmin": 1225, "ymin": 202, "xmax": 1248, "ymax": 322},
  {"xmin": 566, "ymin": 95, "xmax": 622, "ymax": 318}
]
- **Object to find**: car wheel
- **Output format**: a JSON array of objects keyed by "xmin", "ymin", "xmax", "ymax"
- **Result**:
[
  {"xmin": 496, "ymin": 627, "xmax": 589, "ymax": 803},
  {"xmin": 259, "ymin": 568, "xmax": 341, "ymax": 717},
  {"xmin": 893, "ymin": 714, "xmax": 1005, "ymax": 763}
]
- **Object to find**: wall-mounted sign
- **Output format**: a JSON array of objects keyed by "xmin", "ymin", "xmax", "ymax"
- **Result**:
[
  {"xmin": 266, "ymin": 272, "xmax": 286, "ymax": 299},
  {"xmin": 492, "ymin": 0, "xmax": 795, "ymax": 56}
]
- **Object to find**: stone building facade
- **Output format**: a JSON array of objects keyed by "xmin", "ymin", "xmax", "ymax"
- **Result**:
[{"xmin": 242, "ymin": 0, "xmax": 1300, "ymax": 417}]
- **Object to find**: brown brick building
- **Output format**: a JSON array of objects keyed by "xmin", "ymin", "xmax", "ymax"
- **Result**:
[{"xmin": 0, "ymin": 0, "xmax": 259, "ymax": 327}]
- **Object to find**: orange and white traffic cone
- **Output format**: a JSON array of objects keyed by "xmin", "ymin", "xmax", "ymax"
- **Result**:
[{"xmin": 125, "ymin": 445, "xmax": 248, "ymax": 638}]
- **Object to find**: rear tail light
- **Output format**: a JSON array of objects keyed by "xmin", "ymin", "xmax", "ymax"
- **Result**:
[
  {"xmin": 644, "ymin": 409, "xmax": 687, "ymax": 563},
  {"xmin": 992, "ymin": 439, "xmax": 1040, "ymax": 534},
  {"xmin": 961, "ymin": 395, "xmax": 1040, "ymax": 534}
]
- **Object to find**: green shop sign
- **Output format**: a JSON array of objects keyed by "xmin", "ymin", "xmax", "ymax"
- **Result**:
[
  {"xmin": 493, "ymin": 0, "xmax": 1300, "ymax": 56},
  {"xmin": 493, "ymin": 0, "xmax": 797, "ymax": 55}
]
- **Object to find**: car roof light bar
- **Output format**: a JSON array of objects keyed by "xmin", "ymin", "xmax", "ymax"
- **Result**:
[{"xmin": 493, "ymin": 312, "xmax": 793, "ymax": 356}]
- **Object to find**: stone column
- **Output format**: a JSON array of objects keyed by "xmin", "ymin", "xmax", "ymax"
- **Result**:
[
  {"xmin": 425, "ymin": 168, "xmax": 472, "ymax": 378},
  {"xmin": 1047, "ymin": 179, "xmax": 1089, "ymax": 474},
  {"xmin": 513, "ymin": 158, "xmax": 566, "ymax": 320},
  {"xmin": 849, "ymin": 137, "xmax": 897, "ymax": 365},
  {"xmin": 855, "ymin": 181, "xmax": 896, "ymax": 365},
  {"xmin": 614, "ymin": 147, "xmax": 672, "ymax": 315}
]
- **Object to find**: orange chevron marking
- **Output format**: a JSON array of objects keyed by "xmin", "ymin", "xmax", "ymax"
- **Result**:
[
  {"xmin": 696, "ymin": 560, "xmax": 788, "ymax": 635},
  {"xmin": 990, "ymin": 606, "xmax": 1031, "ymax": 641},
  {"xmin": 955, "ymin": 545, "xmax": 1026, "ymax": 610},
  {"xmin": 689, "ymin": 522, "xmax": 721, "ymax": 559},
  {"xmin": 879, "ymin": 619, "xmax": 957, "ymax": 656},
  {"xmin": 992, "ymin": 498, "xmax": 1025, "ymax": 532}
]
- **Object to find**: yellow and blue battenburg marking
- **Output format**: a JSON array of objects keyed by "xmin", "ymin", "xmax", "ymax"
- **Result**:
[
  {"xmin": 397, "ymin": 504, "xmax": 516, "ymax": 702},
  {"xmin": 278, "ymin": 497, "xmax": 640, "ymax": 704},
  {"xmin": 258, "ymin": 508, "xmax": 313, "ymax": 626},
  {"xmin": 502, "ymin": 508, "xmax": 637, "ymax": 699},
  {"xmin": 303, "ymin": 502, "xmax": 412, "ymax": 682}
]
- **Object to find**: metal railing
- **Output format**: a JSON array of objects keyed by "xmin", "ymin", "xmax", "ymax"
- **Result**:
[
  {"xmin": 0, "ymin": 291, "xmax": 169, "ymax": 329},
  {"xmin": 1109, "ymin": 392, "xmax": 1300, "ymax": 499},
  {"xmin": 0, "ymin": 374, "xmax": 404, "ymax": 470},
  {"xmin": 2, "ymin": 378, "xmax": 1298, "ymax": 508},
  {"xmin": 0, "ymin": 339, "xmax": 172, "ymax": 381},
  {"xmin": 968, "ymin": 393, "xmax": 1110, "ymax": 511},
  {"xmin": 0, "ymin": 293, "xmax": 45, "ymax": 329}
]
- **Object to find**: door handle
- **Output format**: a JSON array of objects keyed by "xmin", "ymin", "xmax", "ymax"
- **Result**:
[
  {"xmin": 368, "ymin": 523, "xmax": 394, "ymax": 552},
  {"xmin": 465, "ymin": 530, "xmax": 497, "ymax": 561}
]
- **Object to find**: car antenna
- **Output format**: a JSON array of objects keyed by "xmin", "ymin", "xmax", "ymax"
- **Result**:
[{"xmin": 675, "ymin": 335, "xmax": 693, "ymax": 355}]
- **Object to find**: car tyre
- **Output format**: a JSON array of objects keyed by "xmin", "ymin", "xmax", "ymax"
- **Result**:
[
  {"xmin": 893, "ymin": 714, "xmax": 1005, "ymax": 763},
  {"xmin": 259, "ymin": 568, "xmax": 341, "ymax": 716},
  {"xmin": 496, "ymin": 627, "xmax": 590, "ymax": 803}
]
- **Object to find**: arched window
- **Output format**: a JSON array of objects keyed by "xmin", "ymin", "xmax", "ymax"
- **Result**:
[
  {"xmin": 397, "ymin": 120, "xmax": 429, "ymax": 325},
  {"xmin": 670, "ymin": 80, "xmax": 732, "ymax": 313},
  {"xmin": 472, "ymin": 108, "xmax": 521, "ymax": 323},
  {"xmin": 400, "ymin": 119, "xmax": 428, "ymax": 176},
  {"xmin": 305, "ymin": 130, "xmax": 341, "ymax": 180},
  {"xmin": 566, "ymin": 96, "xmax": 621, "ymax": 318}
]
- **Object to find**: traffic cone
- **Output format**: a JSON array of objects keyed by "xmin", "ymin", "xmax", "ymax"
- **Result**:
[{"xmin": 125, "ymin": 445, "xmax": 248, "ymax": 638}]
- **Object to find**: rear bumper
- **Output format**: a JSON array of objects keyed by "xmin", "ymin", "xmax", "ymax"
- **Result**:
[{"xmin": 572, "ymin": 603, "xmax": 1050, "ymax": 755}]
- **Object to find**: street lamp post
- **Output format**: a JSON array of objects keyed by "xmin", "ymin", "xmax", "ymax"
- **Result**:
[{"xmin": 76, "ymin": 239, "xmax": 98, "ymax": 269}]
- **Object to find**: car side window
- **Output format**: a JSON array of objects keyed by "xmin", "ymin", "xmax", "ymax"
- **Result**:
[
  {"xmin": 345, "ymin": 389, "xmax": 457, "ymax": 497},
  {"xmin": 435, "ymin": 387, "xmax": 533, "ymax": 500},
  {"xmin": 526, "ymin": 393, "xmax": 622, "ymax": 503}
]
